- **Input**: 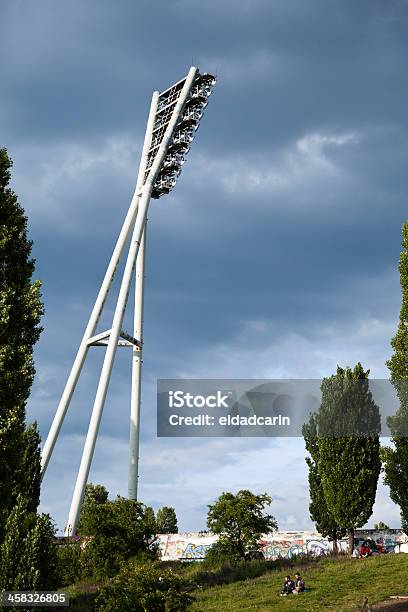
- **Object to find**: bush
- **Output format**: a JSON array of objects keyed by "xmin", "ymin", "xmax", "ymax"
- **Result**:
[
  {"xmin": 56, "ymin": 542, "xmax": 82, "ymax": 586},
  {"xmin": 79, "ymin": 497, "xmax": 158, "ymax": 579},
  {"xmin": 97, "ymin": 561, "xmax": 194, "ymax": 611}
]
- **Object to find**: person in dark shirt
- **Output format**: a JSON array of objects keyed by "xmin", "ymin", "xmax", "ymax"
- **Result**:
[
  {"xmin": 280, "ymin": 575, "xmax": 295, "ymax": 596},
  {"xmin": 293, "ymin": 572, "xmax": 305, "ymax": 594}
]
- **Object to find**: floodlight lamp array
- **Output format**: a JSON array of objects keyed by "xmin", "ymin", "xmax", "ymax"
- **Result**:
[{"xmin": 143, "ymin": 72, "xmax": 216, "ymax": 198}]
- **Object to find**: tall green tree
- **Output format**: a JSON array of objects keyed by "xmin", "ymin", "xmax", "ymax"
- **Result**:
[
  {"xmin": 0, "ymin": 147, "xmax": 43, "ymax": 540},
  {"xmin": 303, "ymin": 414, "xmax": 346, "ymax": 552},
  {"xmin": 207, "ymin": 490, "xmax": 277, "ymax": 561},
  {"xmin": 0, "ymin": 148, "xmax": 57, "ymax": 592},
  {"xmin": 383, "ymin": 222, "xmax": 408, "ymax": 535},
  {"xmin": 156, "ymin": 506, "xmax": 178, "ymax": 534},
  {"xmin": 314, "ymin": 364, "xmax": 381, "ymax": 554}
]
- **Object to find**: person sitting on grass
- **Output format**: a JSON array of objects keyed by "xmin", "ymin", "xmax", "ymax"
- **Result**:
[
  {"xmin": 280, "ymin": 575, "xmax": 295, "ymax": 596},
  {"xmin": 293, "ymin": 572, "xmax": 305, "ymax": 594},
  {"xmin": 359, "ymin": 541, "xmax": 371, "ymax": 558}
]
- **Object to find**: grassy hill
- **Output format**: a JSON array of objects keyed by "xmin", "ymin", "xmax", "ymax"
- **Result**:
[
  {"xmin": 66, "ymin": 552, "xmax": 408, "ymax": 610},
  {"xmin": 190, "ymin": 554, "xmax": 408, "ymax": 611}
]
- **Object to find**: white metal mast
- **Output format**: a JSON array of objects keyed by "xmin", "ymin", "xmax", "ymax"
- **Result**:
[
  {"xmin": 40, "ymin": 67, "xmax": 216, "ymax": 536},
  {"xmin": 128, "ymin": 226, "xmax": 146, "ymax": 500}
]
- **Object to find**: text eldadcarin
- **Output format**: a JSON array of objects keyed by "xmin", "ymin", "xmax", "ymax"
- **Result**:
[{"xmin": 157, "ymin": 381, "xmax": 298, "ymax": 437}]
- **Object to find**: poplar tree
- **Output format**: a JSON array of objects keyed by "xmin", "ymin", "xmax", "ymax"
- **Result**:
[
  {"xmin": 303, "ymin": 414, "xmax": 346, "ymax": 552},
  {"xmin": 0, "ymin": 148, "xmax": 57, "ymax": 590},
  {"xmin": 0, "ymin": 147, "xmax": 44, "ymax": 539},
  {"xmin": 383, "ymin": 222, "xmax": 408, "ymax": 534},
  {"xmin": 309, "ymin": 364, "xmax": 381, "ymax": 554}
]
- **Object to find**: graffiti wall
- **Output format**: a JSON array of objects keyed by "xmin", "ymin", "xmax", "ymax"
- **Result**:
[
  {"xmin": 157, "ymin": 529, "xmax": 408, "ymax": 561},
  {"xmin": 258, "ymin": 531, "xmax": 339, "ymax": 559},
  {"xmin": 157, "ymin": 532, "xmax": 217, "ymax": 561}
]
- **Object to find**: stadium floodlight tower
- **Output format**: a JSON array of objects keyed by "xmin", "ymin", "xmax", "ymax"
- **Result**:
[{"xmin": 40, "ymin": 67, "xmax": 216, "ymax": 536}]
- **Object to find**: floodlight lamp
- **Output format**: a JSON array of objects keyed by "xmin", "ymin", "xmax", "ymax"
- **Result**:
[
  {"xmin": 183, "ymin": 107, "xmax": 203, "ymax": 122},
  {"xmin": 163, "ymin": 151, "xmax": 185, "ymax": 169},
  {"xmin": 173, "ymin": 130, "xmax": 194, "ymax": 145},
  {"xmin": 150, "ymin": 70, "xmax": 216, "ymax": 198},
  {"xmin": 186, "ymin": 97, "xmax": 208, "ymax": 110},
  {"xmin": 169, "ymin": 142, "xmax": 191, "ymax": 156},
  {"xmin": 154, "ymin": 169, "xmax": 181, "ymax": 195},
  {"xmin": 191, "ymin": 82, "xmax": 213, "ymax": 100},
  {"xmin": 178, "ymin": 118, "xmax": 200, "ymax": 134},
  {"xmin": 197, "ymin": 73, "xmax": 217, "ymax": 88}
]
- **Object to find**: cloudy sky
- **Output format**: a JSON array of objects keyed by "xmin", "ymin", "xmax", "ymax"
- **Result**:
[{"xmin": 2, "ymin": 0, "xmax": 407, "ymax": 534}]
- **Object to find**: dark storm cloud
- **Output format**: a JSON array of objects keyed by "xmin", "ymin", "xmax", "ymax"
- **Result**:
[{"xmin": 1, "ymin": 0, "xmax": 407, "ymax": 151}]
